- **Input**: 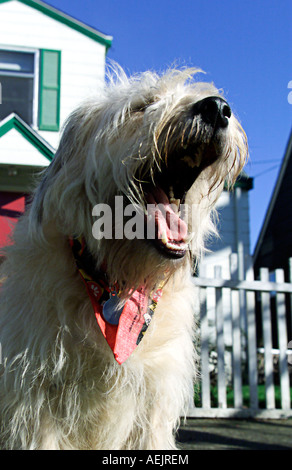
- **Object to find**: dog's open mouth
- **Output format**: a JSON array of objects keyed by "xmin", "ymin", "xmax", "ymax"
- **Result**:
[
  {"xmin": 145, "ymin": 185, "xmax": 189, "ymax": 259},
  {"xmin": 143, "ymin": 141, "xmax": 220, "ymax": 259}
]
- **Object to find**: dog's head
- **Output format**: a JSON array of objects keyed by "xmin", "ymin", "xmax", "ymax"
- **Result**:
[{"xmin": 31, "ymin": 66, "xmax": 247, "ymax": 290}]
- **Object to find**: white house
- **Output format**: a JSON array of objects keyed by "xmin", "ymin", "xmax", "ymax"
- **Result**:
[{"xmin": 0, "ymin": 0, "xmax": 112, "ymax": 249}]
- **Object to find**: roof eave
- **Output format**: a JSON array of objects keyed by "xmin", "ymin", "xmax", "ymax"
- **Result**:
[
  {"xmin": 253, "ymin": 128, "xmax": 292, "ymax": 261},
  {"xmin": 0, "ymin": 0, "xmax": 113, "ymax": 49},
  {"xmin": 0, "ymin": 113, "xmax": 55, "ymax": 162}
]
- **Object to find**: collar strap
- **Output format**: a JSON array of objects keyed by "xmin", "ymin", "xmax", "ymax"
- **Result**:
[{"xmin": 69, "ymin": 236, "xmax": 163, "ymax": 364}]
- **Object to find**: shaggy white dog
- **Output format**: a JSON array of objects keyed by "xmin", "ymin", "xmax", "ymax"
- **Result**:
[{"xmin": 0, "ymin": 66, "xmax": 247, "ymax": 450}]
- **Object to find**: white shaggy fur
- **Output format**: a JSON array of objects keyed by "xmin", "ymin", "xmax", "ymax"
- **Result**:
[{"xmin": 0, "ymin": 66, "xmax": 247, "ymax": 450}]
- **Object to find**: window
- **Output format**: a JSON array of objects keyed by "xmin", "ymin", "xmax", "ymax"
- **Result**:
[
  {"xmin": 0, "ymin": 48, "xmax": 61, "ymax": 131},
  {"xmin": 0, "ymin": 50, "xmax": 35, "ymax": 125}
]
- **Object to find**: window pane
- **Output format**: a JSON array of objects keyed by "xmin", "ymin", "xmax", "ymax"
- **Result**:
[
  {"xmin": 39, "ymin": 88, "xmax": 58, "ymax": 127},
  {"xmin": 0, "ymin": 76, "xmax": 33, "ymax": 124},
  {"xmin": 42, "ymin": 51, "xmax": 59, "ymax": 87},
  {"xmin": 0, "ymin": 50, "xmax": 34, "ymax": 74}
]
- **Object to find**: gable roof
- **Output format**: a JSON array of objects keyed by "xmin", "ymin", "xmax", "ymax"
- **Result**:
[
  {"xmin": 0, "ymin": 0, "xmax": 113, "ymax": 49},
  {"xmin": 0, "ymin": 112, "xmax": 55, "ymax": 163},
  {"xmin": 253, "ymin": 128, "xmax": 292, "ymax": 260}
]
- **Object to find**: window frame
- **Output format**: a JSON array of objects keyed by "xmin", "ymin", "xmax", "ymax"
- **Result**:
[{"xmin": 0, "ymin": 46, "xmax": 40, "ymax": 129}]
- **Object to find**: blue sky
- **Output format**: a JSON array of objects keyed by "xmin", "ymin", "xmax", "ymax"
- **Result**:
[{"xmin": 48, "ymin": 0, "xmax": 292, "ymax": 253}]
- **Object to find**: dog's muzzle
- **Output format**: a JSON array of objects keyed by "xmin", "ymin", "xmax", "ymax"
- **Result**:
[{"xmin": 141, "ymin": 95, "xmax": 233, "ymax": 259}]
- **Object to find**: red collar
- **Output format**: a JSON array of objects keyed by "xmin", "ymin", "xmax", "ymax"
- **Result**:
[{"xmin": 69, "ymin": 236, "xmax": 163, "ymax": 364}]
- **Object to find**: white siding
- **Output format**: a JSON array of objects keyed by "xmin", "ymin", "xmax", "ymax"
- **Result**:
[
  {"xmin": 0, "ymin": 0, "xmax": 106, "ymax": 148},
  {"xmin": 0, "ymin": 128, "xmax": 50, "ymax": 166},
  {"xmin": 200, "ymin": 188, "xmax": 251, "ymax": 277}
]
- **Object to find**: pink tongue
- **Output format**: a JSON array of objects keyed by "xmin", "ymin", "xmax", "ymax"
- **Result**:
[{"xmin": 145, "ymin": 187, "xmax": 188, "ymax": 242}]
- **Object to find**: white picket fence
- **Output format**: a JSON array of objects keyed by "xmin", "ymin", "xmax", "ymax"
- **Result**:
[{"xmin": 188, "ymin": 256, "xmax": 292, "ymax": 419}]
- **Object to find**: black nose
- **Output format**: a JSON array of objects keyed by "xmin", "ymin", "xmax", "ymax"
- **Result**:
[{"xmin": 193, "ymin": 96, "xmax": 231, "ymax": 129}]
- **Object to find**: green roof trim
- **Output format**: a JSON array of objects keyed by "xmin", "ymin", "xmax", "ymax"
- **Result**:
[
  {"xmin": 0, "ymin": 0, "xmax": 113, "ymax": 50},
  {"xmin": 0, "ymin": 113, "xmax": 55, "ymax": 161}
]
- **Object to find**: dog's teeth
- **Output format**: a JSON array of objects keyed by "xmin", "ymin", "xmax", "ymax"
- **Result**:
[
  {"xmin": 169, "ymin": 186, "xmax": 174, "ymax": 199},
  {"xmin": 161, "ymin": 230, "xmax": 168, "ymax": 244},
  {"xmin": 183, "ymin": 232, "xmax": 194, "ymax": 244},
  {"xmin": 169, "ymin": 197, "xmax": 180, "ymax": 214},
  {"xmin": 170, "ymin": 197, "xmax": 180, "ymax": 206},
  {"xmin": 170, "ymin": 203, "xmax": 178, "ymax": 214},
  {"xmin": 165, "ymin": 241, "xmax": 186, "ymax": 251}
]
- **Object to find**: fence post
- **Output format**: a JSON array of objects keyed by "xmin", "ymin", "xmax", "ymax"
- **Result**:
[
  {"xmin": 214, "ymin": 266, "xmax": 227, "ymax": 409},
  {"xmin": 275, "ymin": 269, "xmax": 290, "ymax": 409},
  {"xmin": 230, "ymin": 254, "xmax": 243, "ymax": 408},
  {"xmin": 260, "ymin": 267, "xmax": 275, "ymax": 409},
  {"xmin": 245, "ymin": 257, "xmax": 259, "ymax": 410}
]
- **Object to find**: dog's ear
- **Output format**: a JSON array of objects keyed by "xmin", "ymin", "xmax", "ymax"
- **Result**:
[
  {"xmin": 28, "ymin": 103, "xmax": 101, "ymax": 238},
  {"xmin": 28, "ymin": 109, "xmax": 85, "ymax": 235}
]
